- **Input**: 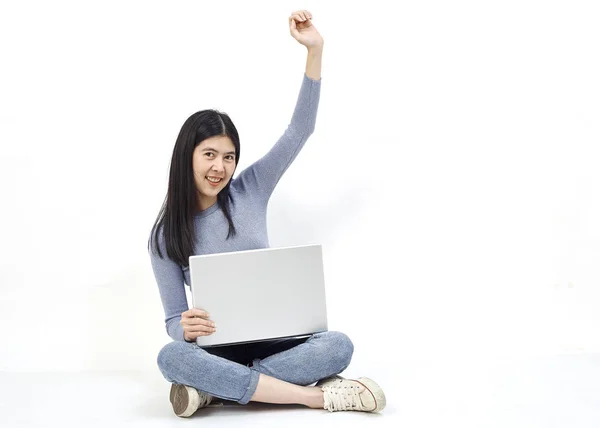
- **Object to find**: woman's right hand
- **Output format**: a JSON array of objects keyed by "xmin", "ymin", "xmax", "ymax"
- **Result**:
[{"xmin": 181, "ymin": 308, "xmax": 216, "ymax": 342}]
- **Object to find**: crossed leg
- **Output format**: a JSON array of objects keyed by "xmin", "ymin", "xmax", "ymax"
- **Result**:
[{"xmin": 157, "ymin": 331, "xmax": 354, "ymax": 406}]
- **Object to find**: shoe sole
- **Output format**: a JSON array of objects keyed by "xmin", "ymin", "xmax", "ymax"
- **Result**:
[
  {"xmin": 170, "ymin": 384, "xmax": 200, "ymax": 417},
  {"xmin": 355, "ymin": 377, "xmax": 387, "ymax": 412}
]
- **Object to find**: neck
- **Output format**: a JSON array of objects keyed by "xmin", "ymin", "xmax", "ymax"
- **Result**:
[{"xmin": 198, "ymin": 195, "xmax": 217, "ymax": 212}]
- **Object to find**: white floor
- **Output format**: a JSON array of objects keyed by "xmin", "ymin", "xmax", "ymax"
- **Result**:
[{"xmin": 2, "ymin": 354, "xmax": 599, "ymax": 428}]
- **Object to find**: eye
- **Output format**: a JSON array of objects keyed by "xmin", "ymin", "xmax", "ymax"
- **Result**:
[
  {"xmin": 225, "ymin": 155, "xmax": 235, "ymax": 161},
  {"xmin": 204, "ymin": 152, "xmax": 215, "ymax": 158}
]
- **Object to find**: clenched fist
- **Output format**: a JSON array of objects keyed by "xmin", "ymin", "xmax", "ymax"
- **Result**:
[{"xmin": 289, "ymin": 10, "xmax": 324, "ymax": 49}]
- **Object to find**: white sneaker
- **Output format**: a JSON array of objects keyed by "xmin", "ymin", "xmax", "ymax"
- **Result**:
[
  {"xmin": 318, "ymin": 376, "xmax": 386, "ymax": 413},
  {"xmin": 315, "ymin": 374, "xmax": 345, "ymax": 387},
  {"xmin": 169, "ymin": 383, "xmax": 213, "ymax": 417}
]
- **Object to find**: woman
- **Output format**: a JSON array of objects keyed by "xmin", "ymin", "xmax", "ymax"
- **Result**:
[{"xmin": 148, "ymin": 10, "xmax": 386, "ymax": 417}]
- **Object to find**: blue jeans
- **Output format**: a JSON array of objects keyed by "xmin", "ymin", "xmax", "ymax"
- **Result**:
[{"xmin": 157, "ymin": 331, "xmax": 354, "ymax": 404}]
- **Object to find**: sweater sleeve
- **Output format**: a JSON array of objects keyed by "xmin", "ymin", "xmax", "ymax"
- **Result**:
[
  {"xmin": 148, "ymin": 228, "xmax": 188, "ymax": 342},
  {"xmin": 231, "ymin": 73, "xmax": 321, "ymax": 201}
]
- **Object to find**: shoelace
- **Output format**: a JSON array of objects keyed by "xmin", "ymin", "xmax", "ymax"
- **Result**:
[
  {"xmin": 322, "ymin": 383, "xmax": 364, "ymax": 412},
  {"xmin": 197, "ymin": 391, "xmax": 213, "ymax": 407}
]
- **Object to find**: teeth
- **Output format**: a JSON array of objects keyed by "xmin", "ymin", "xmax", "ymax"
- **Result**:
[{"xmin": 206, "ymin": 177, "xmax": 222, "ymax": 183}]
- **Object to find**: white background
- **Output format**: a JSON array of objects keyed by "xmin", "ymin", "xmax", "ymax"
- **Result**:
[{"xmin": 1, "ymin": 0, "xmax": 599, "ymax": 374}]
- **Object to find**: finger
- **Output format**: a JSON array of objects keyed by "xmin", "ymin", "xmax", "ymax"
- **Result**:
[
  {"xmin": 289, "ymin": 18, "xmax": 299, "ymax": 35},
  {"xmin": 187, "ymin": 318, "xmax": 216, "ymax": 327},
  {"xmin": 190, "ymin": 308, "xmax": 210, "ymax": 318},
  {"xmin": 187, "ymin": 330, "xmax": 213, "ymax": 340},
  {"xmin": 186, "ymin": 324, "xmax": 216, "ymax": 333},
  {"xmin": 301, "ymin": 11, "xmax": 308, "ymax": 21},
  {"xmin": 181, "ymin": 317, "xmax": 210, "ymax": 326},
  {"xmin": 186, "ymin": 327, "xmax": 215, "ymax": 335},
  {"xmin": 183, "ymin": 325, "xmax": 217, "ymax": 333},
  {"xmin": 182, "ymin": 315, "xmax": 213, "ymax": 325}
]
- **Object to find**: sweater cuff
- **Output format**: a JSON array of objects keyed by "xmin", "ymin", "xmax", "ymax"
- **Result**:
[
  {"xmin": 304, "ymin": 72, "xmax": 322, "ymax": 83},
  {"xmin": 167, "ymin": 319, "xmax": 186, "ymax": 342}
]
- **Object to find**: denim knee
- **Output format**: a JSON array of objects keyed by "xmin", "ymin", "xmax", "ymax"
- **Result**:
[
  {"xmin": 157, "ymin": 341, "xmax": 189, "ymax": 377},
  {"xmin": 325, "ymin": 331, "xmax": 354, "ymax": 372}
]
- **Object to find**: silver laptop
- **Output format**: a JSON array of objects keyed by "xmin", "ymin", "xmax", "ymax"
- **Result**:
[{"xmin": 189, "ymin": 244, "xmax": 328, "ymax": 347}]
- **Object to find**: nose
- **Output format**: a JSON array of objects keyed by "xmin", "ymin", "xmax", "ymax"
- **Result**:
[{"xmin": 211, "ymin": 159, "xmax": 224, "ymax": 172}]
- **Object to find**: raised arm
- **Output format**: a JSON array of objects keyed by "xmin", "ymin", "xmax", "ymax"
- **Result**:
[
  {"xmin": 289, "ymin": 9, "xmax": 323, "ymax": 81},
  {"xmin": 231, "ymin": 10, "xmax": 324, "ymax": 201}
]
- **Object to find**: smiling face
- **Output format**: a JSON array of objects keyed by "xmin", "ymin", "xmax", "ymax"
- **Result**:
[{"xmin": 192, "ymin": 136, "xmax": 237, "ymax": 211}]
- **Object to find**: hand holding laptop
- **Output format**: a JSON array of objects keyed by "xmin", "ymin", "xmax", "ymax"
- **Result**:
[{"xmin": 181, "ymin": 308, "xmax": 217, "ymax": 342}]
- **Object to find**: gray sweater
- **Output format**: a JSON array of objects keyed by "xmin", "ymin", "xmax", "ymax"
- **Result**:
[{"xmin": 149, "ymin": 73, "xmax": 322, "ymax": 341}]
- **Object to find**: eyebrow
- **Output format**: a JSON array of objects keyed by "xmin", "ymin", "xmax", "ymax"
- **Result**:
[{"xmin": 201, "ymin": 147, "xmax": 236, "ymax": 155}]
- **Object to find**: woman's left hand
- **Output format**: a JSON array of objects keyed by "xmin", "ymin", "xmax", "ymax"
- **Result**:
[{"xmin": 289, "ymin": 10, "xmax": 324, "ymax": 49}]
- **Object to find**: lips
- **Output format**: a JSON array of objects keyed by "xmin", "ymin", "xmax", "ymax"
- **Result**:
[{"xmin": 206, "ymin": 176, "xmax": 223, "ymax": 187}]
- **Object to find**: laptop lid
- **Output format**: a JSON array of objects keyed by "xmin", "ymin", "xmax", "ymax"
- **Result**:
[{"xmin": 189, "ymin": 244, "xmax": 328, "ymax": 347}]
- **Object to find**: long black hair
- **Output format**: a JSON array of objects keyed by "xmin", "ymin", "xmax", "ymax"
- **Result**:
[{"xmin": 148, "ymin": 109, "xmax": 241, "ymax": 267}]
